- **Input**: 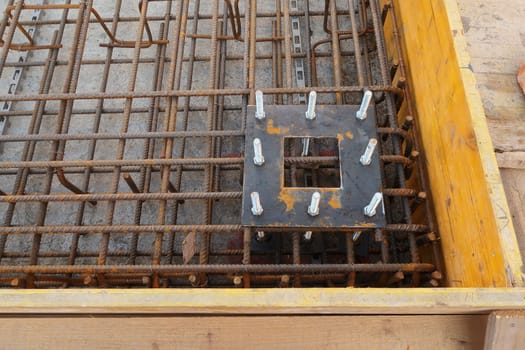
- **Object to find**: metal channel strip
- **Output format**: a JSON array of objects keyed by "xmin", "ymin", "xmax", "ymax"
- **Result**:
[
  {"xmin": 289, "ymin": 0, "xmax": 311, "ymax": 157},
  {"xmin": 0, "ymin": 2, "xmax": 43, "ymax": 135},
  {"xmin": 290, "ymin": 0, "xmax": 306, "ymax": 104}
]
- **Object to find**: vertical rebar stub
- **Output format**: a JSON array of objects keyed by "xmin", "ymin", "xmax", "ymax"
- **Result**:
[
  {"xmin": 253, "ymin": 138, "xmax": 265, "ymax": 166},
  {"xmin": 356, "ymin": 90, "xmax": 373, "ymax": 120},
  {"xmin": 255, "ymin": 90, "xmax": 265, "ymax": 120},
  {"xmin": 364, "ymin": 192, "xmax": 383, "ymax": 217},
  {"xmin": 251, "ymin": 192, "xmax": 264, "ymax": 216},
  {"xmin": 360, "ymin": 138, "xmax": 378, "ymax": 166},
  {"xmin": 301, "ymin": 137, "xmax": 310, "ymax": 156},
  {"xmin": 256, "ymin": 231, "xmax": 266, "ymax": 240},
  {"xmin": 305, "ymin": 91, "xmax": 317, "ymax": 120},
  {"xmin": 307, "ymin": 191, "xmax": 321, "ymax": 217},
  {"xmin": 304, "ymin": 231, "xmax": 313, "ymax": 240}
]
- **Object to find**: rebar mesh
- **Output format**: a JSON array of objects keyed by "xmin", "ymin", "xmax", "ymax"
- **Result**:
[{"xmin": 0, "ymin": 0, "xmax": 442, "ymax": 288}]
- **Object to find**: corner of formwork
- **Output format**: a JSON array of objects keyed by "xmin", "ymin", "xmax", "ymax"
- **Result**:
[
  {"xmin": 442, "ymin": 0, "xmax": 524, "ymax": 288},
  {"xmin": 384, "ymin": 0, "xmax": 524, "ymax": 288}
]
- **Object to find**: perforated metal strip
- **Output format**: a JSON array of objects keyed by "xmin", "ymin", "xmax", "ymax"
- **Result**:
[
  {"xmin": 290, "ymin": 0, "xmax": 306, "ymax": 104},
  {"xmin": 0, "ymin": 3, "xmax": 43, "ymax": 135}
]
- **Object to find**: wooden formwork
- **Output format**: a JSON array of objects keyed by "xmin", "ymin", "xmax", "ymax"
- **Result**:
[
  {"xmin": 381, "ymin": 0, "xmax": 523, "ymax": 288},
  {"xmin": 0, "ymin": 0, "xmax": 524, "ymax": 349}
]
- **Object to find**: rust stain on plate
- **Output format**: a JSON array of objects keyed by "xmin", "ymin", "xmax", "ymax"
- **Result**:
[
  {"xmin": 278, "ymin": 190, "xmax": 296, "ymax": 212},
  {"xmin": 355, "ymin": 222, "xmax": 377, "ymax": 228},
  {"xmin": 328, "ymin": 192, "xmax": 342, "ymax": 209},
  {"xmin": 267, "ymin": 119, "xmax": 290, "ymax": 135}
]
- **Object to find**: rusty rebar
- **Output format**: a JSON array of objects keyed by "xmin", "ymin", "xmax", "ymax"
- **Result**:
[
  {"xmin": 0, "ymin": 263, "xmax": 436, "ymax": 274},
  {"xmin": 0, "ymin": 0, "xmax": 441, "ymax": 288},
  {"xmin": 1, "ymin": 2, "xmax": 169, "ymax": 51}
]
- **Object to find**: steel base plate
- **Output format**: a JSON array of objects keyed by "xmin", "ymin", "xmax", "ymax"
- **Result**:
[{"xmin": 242, "ymin": 105, "xmax": 386, "ymax": 229}]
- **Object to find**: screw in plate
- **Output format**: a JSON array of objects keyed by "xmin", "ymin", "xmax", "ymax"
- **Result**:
[
  {"xmin": 307, "ymin": 191, "xmax": 321, "ymax": 217},
  {"xmin": 356, "ymin": 90, "xmax": 373, "ymax": 120},
  {"xmin": 255, "ymin": 90, "xmax": 265, "ymax": 120},
  {"xmin": 360, "ymin": 138, "xmax": 378, "ymax": 166},
  {"xmin": 253, "ymin": 138, "xmax": 265, "ymax": 166},
  {"xmin": 305, "ymin": 91, "xmax": 317, "ymax": 120},
  {"xmin": 251, "ymin": 191, "xmax": 264, "ymax": 216},
  {"xmin": 364, "ymin": 192, "xmax": 383, "ymax": 217}
]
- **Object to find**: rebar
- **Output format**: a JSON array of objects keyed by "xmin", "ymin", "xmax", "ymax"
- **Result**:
[{"xmin": 0, "ymin": 0, "xmax": 441, "ymax": 288}]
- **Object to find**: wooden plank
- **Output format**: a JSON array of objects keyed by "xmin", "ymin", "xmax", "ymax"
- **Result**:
[
  {"xmin": 487, "ymin": 119, "xmax": 525, "ymax": 154},
  {"xmin": 497, "ymin": 153, "xmax": 525, "ymax": 170},
  {"xmin": 500, "ymin": 169, "xmax": 525, "ymax": 260},
  {"xmin": 484, "ymin": 310, "xmax": 525, "ymax": 350},
  {"xmin": 0, "ymin": 288, "xmax": 523, "ymax": 314},
  {"xmin": 0, "ymin": 315, "xmax": 488, "ymax": 350},
  {"xmin": 386, "ymin": 0, "xmax": 522, "ymax": 286},
  {"xmin": 457, "ymin": 0, "xmax": 525, "ymax": 154},
  {"xmin": 457, "ymin": 0, "xmax": 525, "ymax": 128},
  {"xmin": 439, "ymin": 1, "xmax": 524, "ymax": 286}
]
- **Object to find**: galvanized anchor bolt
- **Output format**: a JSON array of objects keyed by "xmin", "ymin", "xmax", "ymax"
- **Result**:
[
  {"xmin": 360, "ymin": 138, "xmax": 378, "ymax": 166},
  {"xmin": 364, "ymin": 192, "xmax": 383, "ymax": 217},
  {"xmin": 253, "ymin": 138, "xmax": 265, "ymax": 166},
  {"xmin": 307, "ymin": 191, "xmax": 321, "ymax": 217},
  {"xmin": 305, "ymin": 91, "xmax": 317, "ymax": 120},
  {"xmin": 304, "ymin": 231, "xmax": 313, "ymax": 241},
  {"xmin": 250, "ymin": 191, "xmax": 264, "ymax": 216},
  {"xmin": 356, "ymin": 90, "xmax": 373, "ymax": 120},
  {"xmin": 255, "ymin": 90, "xmax": 265, "ymax": 120}
]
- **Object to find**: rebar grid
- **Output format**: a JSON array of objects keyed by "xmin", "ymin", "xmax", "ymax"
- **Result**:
[{"xmin": 0, "ymin": 0, "xmax": 442, "ymax": 288}]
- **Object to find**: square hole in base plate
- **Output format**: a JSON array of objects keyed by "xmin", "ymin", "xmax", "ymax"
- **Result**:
[
  {"xmin": 242, "ymin": 105, "xmax": 386, "ymax": 229},
  {"xmin": 284, "ymin": 137, "xmax": 341, "ymax": 188}
]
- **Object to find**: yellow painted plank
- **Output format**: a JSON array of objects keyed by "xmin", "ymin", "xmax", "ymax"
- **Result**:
[
  {"xmin": 0, "ymin": 288, "xmax": 523, "ymax": 314},
  {"xmin": 443, "ymin": 0, "xmax": 523, "ymax": 286},
  {"xmin": 387, "ymin": 0, "xmax": 522, "ymax": 286}
]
